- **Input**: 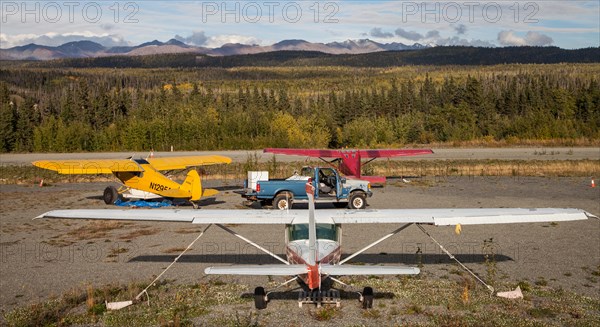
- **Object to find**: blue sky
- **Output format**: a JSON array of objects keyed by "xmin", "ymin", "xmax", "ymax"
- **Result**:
[{"xmin": 1, "ymin": 1, "xmax": 598, "ymax": 49}]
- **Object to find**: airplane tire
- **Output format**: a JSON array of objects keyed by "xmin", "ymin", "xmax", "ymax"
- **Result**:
[
  {"xmin": 254, "ymin": 287, "xmax": 267, "ymax": 310},
  {"xmin": 349, "ymin": 192, "xmax": 367, "ymax": 209},
  {"xmin": 103, "ymin": 186, "xmax": 119, "ymax": 205},
  {"xmin": 273, "ymin": 193, "xmax": 292, "ymax": 210},
  {"xmin": 362, "ymin": 286, "xmax": 374, "ymax": 309}
]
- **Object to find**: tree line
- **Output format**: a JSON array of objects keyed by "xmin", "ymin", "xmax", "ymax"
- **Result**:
[{"xmin": 0, "ymin": 64, "xmax": 598, "ymax": 153}]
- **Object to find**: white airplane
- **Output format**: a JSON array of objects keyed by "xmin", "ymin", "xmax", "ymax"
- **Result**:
[{"xmin": 37, "ymin": 183, "xmax": 594, "ymax": 309}]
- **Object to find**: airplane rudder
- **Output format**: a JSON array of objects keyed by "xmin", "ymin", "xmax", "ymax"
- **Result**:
[{"xmin": 181, "ymin": 170, "xmax": 202, "ymax": 200}]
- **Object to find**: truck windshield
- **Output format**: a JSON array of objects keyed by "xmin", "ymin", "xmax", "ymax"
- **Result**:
[{"xmin": 289, "ymin": 224, "xmax": 337, "ymax": 241}]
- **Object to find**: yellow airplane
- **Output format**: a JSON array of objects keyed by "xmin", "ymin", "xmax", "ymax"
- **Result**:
[{"xmin": 32, "ymin": 155, "xmax": 232, "ymax": 207}]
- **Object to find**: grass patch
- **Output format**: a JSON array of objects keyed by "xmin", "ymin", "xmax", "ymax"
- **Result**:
[
  {"xmin": 361, "ymin": 308, "xmax": 381, "ymax": 319},
  {"xmin": 163, "ymin": 247, "xmax": 189, "ymax": 254},
  {"xmin": 310, "ymin": 306, "xmax": 340, "ymax": 321},
  {"xmin": 527, "ymin": 307, "xmax": 557, "ymax": 319},
  {"xmin": 107, "ymin": 247, "xmax": 129, "ymax": 258},
  {"xmin": 174, "ymin": 228, "xmax": 204, "ymax": 234},
  {"xmin": 405, "ymin": 303, "xmax": 425, "ymax": 315},
  {"xmin": 67, "ymin": 221, "xmax": 126, "ymax": 240},
  {"xmin": 212, "ymin": 311, "xmax": 262, "ymax": 327},
  {"xmin": 4, "ymin": 277, "xmax": 599, "ymax": 326},
  {"xmin": 118, "ymin": 228, "xmax": 160, "ymax": 240}
]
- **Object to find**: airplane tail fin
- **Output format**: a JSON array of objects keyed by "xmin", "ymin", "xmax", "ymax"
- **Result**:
[
  {"xmin": 306, "ymin": 183, "xmax": 317, "ymax": 265},
  {"xmin": 180, "ymin": 170, "xmax": 202, "ymax": 201},
  {"xmin": 180, "ymin": 170, "xmax": 218, "ymax": 201}
]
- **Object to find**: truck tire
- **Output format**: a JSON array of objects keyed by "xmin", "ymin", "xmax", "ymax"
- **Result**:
[
  {"xmin": 349, "ymin": 192, "xmax": 367, "ymax": 209},
  {"xmin": 273, "ymin": 193, "xmax": 292, "ymax": 210},
  {"xmin": 103, "ymin": 186, "xmax": 119, "ymax": 205}
]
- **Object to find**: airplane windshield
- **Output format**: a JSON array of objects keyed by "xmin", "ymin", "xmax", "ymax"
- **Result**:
[{"xmin": 289, "ymin": 224, "xmax": 337, "ymax": 241}]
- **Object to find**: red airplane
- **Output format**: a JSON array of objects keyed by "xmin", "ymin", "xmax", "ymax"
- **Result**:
[{"xmin": 264, "ymin": 148, "xmax": 434, "ymax": 183}]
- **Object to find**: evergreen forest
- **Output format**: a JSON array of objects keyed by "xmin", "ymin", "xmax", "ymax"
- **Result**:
[{"xmin": 1, "ymin": 62, "xmax": 599, "ymax": 153}]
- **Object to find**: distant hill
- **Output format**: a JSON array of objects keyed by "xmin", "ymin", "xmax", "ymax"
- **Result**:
[
  {"xmin": 0, "ymin": 38, "xmax": 428, "ymax": 61},
  {"xmin": 18, "ymin": 46, "xmax": 600, "ymax": 68}
]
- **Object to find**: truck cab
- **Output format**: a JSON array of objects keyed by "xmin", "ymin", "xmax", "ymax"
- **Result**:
[{"xmin": 241, "ymin": 166, "xmax": 372, "ymax": 210}]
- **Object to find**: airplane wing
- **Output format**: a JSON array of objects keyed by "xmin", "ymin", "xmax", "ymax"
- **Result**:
[
  {"xmin": 321, "ymin": 265, "xmax": 420, "ymax": 276},
  {"xmin": 358, "ymin": 149, "xmax": 434, "ymax": 157},
  {"xmin": 37, "ymin": 208, "xmax": 594, "ymax": 225},
  {"xmin": 32, "ymin": 159, "xmax": 143, "ymax": 174},
  {"xmin": 205, "ymin": 264, "xmax": 307, "ymax": 276},
  {"xmin": 264, "ymin": 148, "xmax": 434, "ymax": 158},
  {"xmin": 147, "ymin": 155, "xmax": 232, "ymax": 171},
  {"xmin": 322, "ymin": 208, "xmax": 594, "ymax": 225},
  {"xmin": 264, "ymin": 148, "xmax": 343, "ymax": 158},
  {"xmin": 203, "ymin": 264, "xmax": 420, "ymax": 276}
]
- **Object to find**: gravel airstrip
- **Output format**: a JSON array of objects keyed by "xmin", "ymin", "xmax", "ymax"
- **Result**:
[{"xmin": 0, "ymin": 148, "xmax": 599, "ymax": 325}]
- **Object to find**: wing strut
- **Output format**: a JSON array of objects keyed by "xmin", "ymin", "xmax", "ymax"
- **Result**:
[
  {"xmin": 108, "ymin": 224, "xmax": 213, "ymax": 310},
  {"xmin": 339, "ymin": 223, "xmax": 413, "ymax": 265},
  {"xmin": 216, "ymin": 224, "xmax": 289, "ymax": 265},
  {"xmin": 416, "ymin": 224, "xmax": 495, "ymax": 294},
  {"xmin": 266, "ymin": 276, "xmax": 300, "ymax": 297}
]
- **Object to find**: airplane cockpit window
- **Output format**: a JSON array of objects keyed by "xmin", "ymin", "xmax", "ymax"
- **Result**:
[
  {"xmin": 316, "ymin": 224, "xmax": 337, "ymax": 241},
  {"xmin": 289, "ymin": 224, "xmax": 338, "ymax": 241}
]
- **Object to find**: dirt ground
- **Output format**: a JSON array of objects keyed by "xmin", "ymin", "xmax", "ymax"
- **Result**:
[{"xmin": 1, "ymin": 174, "xmax": 598, "ymax": 322}]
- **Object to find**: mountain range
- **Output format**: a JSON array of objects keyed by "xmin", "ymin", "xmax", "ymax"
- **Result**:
[{"xmin": 0, "ymin": 39, "xmax": 430, "ymax": 60}]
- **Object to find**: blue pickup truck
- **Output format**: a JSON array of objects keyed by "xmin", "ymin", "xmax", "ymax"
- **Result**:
[{"xmin": 240, "ymin": 166, "xmax": 372, "ymax": 209}]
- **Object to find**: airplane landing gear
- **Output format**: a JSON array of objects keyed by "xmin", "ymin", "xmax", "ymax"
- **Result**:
[
  {"xmin": 360, "ymin": 286, "xmax": 374, "ymax": 309},
  {"xmin": 254, "ymin": 286, "xmax": 268, "ymax": 309},
  {"xmin": 298, "ymin": 290, "xmax": 341, "ymax": 308},
  {"xmin": 103, "ymin": 186, "xmax": 119, "ymax": 204}
]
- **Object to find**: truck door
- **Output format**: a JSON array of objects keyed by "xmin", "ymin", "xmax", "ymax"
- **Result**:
[{"xmin": 334, "ymin": 169, "xmax": 342, "ymax": 198}]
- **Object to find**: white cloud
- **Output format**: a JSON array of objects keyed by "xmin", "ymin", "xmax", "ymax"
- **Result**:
[
  {"xmin": 394, "ymin": 28, "xmax": 423, "ymax": 41},
  {"xmin": 523, "ymin": 31, "xmax": 554, "ymax": 46},
  {"xmin": 204, "ymin": 34, "xmax": 262, "ymax": 48},
  {"xmin": 426, "ymin": 30, "xmax": 440, "ymax": 39},
  {"xmin": 173, "ymin": 31, "xmax": 261, "ymax": 48},
  {"xmin": 174, "ymin": 31, "xmax": 209, "ymax": 46},
  {"xmin": 498, "ymin": 30, "xmax": 553, "ymax": 46},
  {"xmin": 453, "ymin": 24, "xmax": 467, "ymax": 35},
  {"xmin": 370, "ymin": 27, "xmax": 394, "ymax": 38},
  {"xmin": 0, "ymin": 32, "xmax": 129, "ymax": 48}
]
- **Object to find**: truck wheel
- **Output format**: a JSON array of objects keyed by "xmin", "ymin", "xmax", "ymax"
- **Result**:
[
  {"xmin": 273, "ymin": 193, "xmax": 292, "ymax": 210},
  {"xmin": 349, "ymin": 192, "xmax": 366, "ymax": 209},
  {"xmin": 103, "ymin": 186, "xmax": 119, "ymax": 204}
]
